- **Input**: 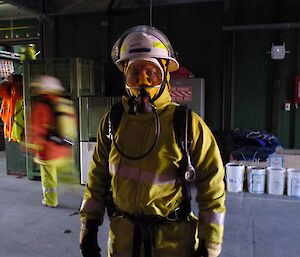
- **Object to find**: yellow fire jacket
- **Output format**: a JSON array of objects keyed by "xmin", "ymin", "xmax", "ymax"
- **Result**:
[{"xmin": 80, "ymin": 87, "xmax": 226, "ymax": 256}]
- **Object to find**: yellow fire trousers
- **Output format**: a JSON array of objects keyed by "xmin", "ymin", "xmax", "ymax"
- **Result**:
[{"xmin": 36, "ymin": 157, "xmax": 76, "ymax": 207}]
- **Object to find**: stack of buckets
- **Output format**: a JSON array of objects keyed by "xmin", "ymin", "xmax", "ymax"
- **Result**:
[{"xmin": 225, "ymin": 163, "xmax": 300, "ymax": 197}]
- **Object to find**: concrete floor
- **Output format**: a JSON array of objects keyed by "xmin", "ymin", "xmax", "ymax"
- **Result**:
[{"xmin": 0, "ymin": 151, "xmax": 300, "ymax": 257}]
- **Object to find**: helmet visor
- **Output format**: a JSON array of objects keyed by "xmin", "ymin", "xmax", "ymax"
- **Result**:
[{"xmin": 125, "ymin": 60, "xmax": 163, "ymax": 88}]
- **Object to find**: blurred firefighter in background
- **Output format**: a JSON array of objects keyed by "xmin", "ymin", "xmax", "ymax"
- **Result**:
[
  {"xmin": 27, "ymin": 75, "xmax": 77, "ymax": 208},
  {"xmin": 79, "ymin": 25, "xmax": 226, "ymax": 257}
]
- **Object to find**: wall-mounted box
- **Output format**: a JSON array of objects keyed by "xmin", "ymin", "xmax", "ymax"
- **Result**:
[{"xmin": 170, "ymin": 77, "xmax": 205, "ymax": 119}]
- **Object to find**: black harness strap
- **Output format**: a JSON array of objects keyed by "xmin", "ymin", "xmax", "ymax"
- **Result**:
[
  {"xmin": 113, "ymin": 210, "xmax": 166, "ymax": 257},
  {"xmin": 132, "ymin": 218, "xmax": 157, "ymax": 257},
  {"xmin": 173, "ymin": 105, "xmax": 193, "ymax": 213},
  {"xmin": 109, "ymin": 101, "xmax": 124, "ymax": 136}
]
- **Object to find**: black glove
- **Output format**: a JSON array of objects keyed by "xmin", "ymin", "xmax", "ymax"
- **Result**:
[
  {"xmin": 80, "ymin": 220, "xmax": 101, "ymax": 257},
  {"xmin": 200, "ymin": 239, "xmax": 209, "ymax": 257},
  {"xmin": 196, "ymin": 239, "xmax": 208, "ymax": 257}
]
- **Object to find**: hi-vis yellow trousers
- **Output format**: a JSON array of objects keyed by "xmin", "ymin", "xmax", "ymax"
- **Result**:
[{"xmin": 35, "ymin": 157, "xmax": 77, "ymax": 207}]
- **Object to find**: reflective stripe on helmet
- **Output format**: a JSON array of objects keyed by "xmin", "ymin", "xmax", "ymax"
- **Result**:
[{"xmin": 111, "ymin": 25, "xmax": 179, "ymax": 72}]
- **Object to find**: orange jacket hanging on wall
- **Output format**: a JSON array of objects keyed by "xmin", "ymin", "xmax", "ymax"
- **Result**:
[{"xmin": 0, "ymin": 75, "xmax": 24, "ymax": 141}]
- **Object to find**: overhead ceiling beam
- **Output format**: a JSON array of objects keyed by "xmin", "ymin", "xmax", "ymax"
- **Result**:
[
  {"xmin": 5, "ymin": 0, "xmax": 225, "ymax": 17},
  {"xmin": 223, "ymin": 22, "xmax": 300, "ymax": 32},
  {"xmin": 112, "ymin": 0, "xmax": 224, "ymax": 9},
  {"xmin": 4, "ymin": 0, "xmax": 44, "ymax": 15}
]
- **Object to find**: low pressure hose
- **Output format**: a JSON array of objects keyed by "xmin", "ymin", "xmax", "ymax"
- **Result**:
[{"xmin": 109, "ymin": 110, "xmax": 161, "ymax": 160}]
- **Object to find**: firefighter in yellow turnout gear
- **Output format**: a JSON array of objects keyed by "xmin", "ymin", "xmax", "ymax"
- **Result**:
[
  {"xmin": 28, "ymin": 75, "xmax": 77, "ymax": 207},
  {"xmin": 80, "ymin": 25, "xmax": 226, "ymax": 257}
]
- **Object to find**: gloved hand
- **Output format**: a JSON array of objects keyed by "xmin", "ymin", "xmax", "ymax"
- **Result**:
[
  {"xmin": 197, "ymin": 239, "xmax": 222, "ymax": 257},
  {"xmin": 80, "ymin": 220, "xmax": 101, "ymax": 257}
]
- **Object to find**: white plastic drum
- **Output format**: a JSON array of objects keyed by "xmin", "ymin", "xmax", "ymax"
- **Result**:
[
  {"xmin": 287, "ymin": 168, "xmax": 300, "ymax": 197},
  {"xmin": 266, "ymin": 167, "xmax": 286, "ymax": 195},
  {"xmin": 225, "ymin": 163, "xmax": 245, "ymax": 193},
  {"xmin": 247, "ymin": 166, "xmax": 266, "ymax": 194}
]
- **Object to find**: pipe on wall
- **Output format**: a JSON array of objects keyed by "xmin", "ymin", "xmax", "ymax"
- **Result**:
[{"xmin": 223, "ymin": 22, "xmax": 300, "ymax": 32}]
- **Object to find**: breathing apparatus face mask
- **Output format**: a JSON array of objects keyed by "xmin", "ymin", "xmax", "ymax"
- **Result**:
[{"xmin": 125, "ymin": 59, "xmax": 164, "ymax": 114}]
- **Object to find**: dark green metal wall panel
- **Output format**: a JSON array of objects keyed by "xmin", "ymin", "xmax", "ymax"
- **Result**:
[
  {"xmin": 234, "ymin": 30, "xmax": 299, "ymax": 148},
  {"xmin": 235, "ymin": 0, "xmax": 278, "ymax": 25},
  {"xmin": 5, "ymin": 139, "xmax": 26, "ymax": 175},
  {"xmin": 56, "ymin": 13, "xmax": 106, "ymax": 60},
  {"xmin": 231, "ymin": 0, "xmax": 300, "ymax": 149},
  {"xmin": 56, "ymin": 3, "xmax": 224, "ymax": 131},
  {"xmin": 293, "ymin": 30, "xmax": 300, "ymax": 148},
  {"xmin": 52, "ymin": 1, "xmax": 300, "ymax": 149},
  {"xmin": 234, "ymin": 32, "xmax": 273, "ymax": 130},
  {"xmin": 294, "ymin": 111, "xmax": 300, "ymax": 148}
]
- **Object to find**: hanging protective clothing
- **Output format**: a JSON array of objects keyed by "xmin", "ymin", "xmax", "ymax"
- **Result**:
[{"xmin": 80, "ymin": 85, "xmax": 226, "ymax": 256}]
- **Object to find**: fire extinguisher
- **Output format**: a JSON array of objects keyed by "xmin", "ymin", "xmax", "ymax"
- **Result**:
[{"xmin": 295, "ymin": 75, "xmax": 300, "ymax": 103}]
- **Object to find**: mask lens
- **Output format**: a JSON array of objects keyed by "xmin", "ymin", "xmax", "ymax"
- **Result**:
[{"xmin": 125, "ymin": 61, "xmax": 163, "ymax": 88}]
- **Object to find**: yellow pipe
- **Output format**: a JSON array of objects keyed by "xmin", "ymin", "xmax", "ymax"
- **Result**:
[{"xmin": 0, "ymin": 26, "xmax": 36, "ymax": 31}]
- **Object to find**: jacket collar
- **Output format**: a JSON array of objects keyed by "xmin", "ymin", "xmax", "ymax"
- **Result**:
[{"xmin": 122, "ymin": 86, "xmax": 172, "ymax": 114}]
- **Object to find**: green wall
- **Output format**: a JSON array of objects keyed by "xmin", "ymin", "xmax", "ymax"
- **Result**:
[
  {"xmin": 55, "ymin": 2, "xmax": 225, "ymax": 132},
  {"xmin": 232, "ymin": 0, "xmax": 300, "ymax": 148},
  {"xmin": 3, "ymin": 1, "xmax": 300, "ymax": 153},
  {"xmin": 48, "ymin": 1, "xmax": 300, "ymax": 149}
]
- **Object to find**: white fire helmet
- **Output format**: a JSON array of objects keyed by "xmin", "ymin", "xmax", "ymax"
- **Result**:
[
  {"xmin": 31, "ymin": 75, "xmax": 64, "ymax": 94},
  {"xmin": 111, "ymin": 25, "xmax": 179, "ymax": 72}
]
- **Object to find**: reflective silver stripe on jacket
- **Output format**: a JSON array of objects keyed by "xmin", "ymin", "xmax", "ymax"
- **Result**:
[
  {"xmin": 42, "ymin": 186, "xmax": 57, "ymax": 193},
  {"xmin": 80, "ymin": 198, "xmax": 105, "ymax": 213},
  {"xmin": 109, "ymin": 163, "xmax": 176, "ymax": 185},
  {"xmin": 199, "ymin": 211, "xmax": 225, "ymax": 225}
]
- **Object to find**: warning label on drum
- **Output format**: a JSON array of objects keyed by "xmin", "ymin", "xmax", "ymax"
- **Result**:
[{"xmin": 170, "ymin": 86, "xmax": 192, "ymax": 102}]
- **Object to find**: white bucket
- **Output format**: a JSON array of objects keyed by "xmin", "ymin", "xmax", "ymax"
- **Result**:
[
  {"xmin": 266, "ymin": 167, "xmax": 286, "ymax": 195},
  {"xmin": 225, "ymin": 163, "xmax": 245, "ymax": 193},
  {"xmin": 287, "ymin": 168, "xmax": 300, "ymax": 197},
  {"xmin": 247, "ymin": 166, "xmax": 266, "ymax": 194}
]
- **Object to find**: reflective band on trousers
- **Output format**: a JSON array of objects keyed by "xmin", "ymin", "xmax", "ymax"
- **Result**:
[
  {"xmin": 199, "ymin": 211, "xmax": 225, "ymax": 225},
  {"xmin": 109, "ymin": 163, "xmax": 176, "ymax": 185},
  {"xmin": 42, "ymin": 186, "xmax": 57, "ymax": 194}
]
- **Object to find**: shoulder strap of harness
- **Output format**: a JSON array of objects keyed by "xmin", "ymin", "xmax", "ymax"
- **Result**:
[
  {"xmin": 173, "ymin": 104, "xmax": 192, "ymax": 153},
  {"xmin": 173, "ymin": 104, "xmax": 194, "ymax": 214},
  {"xmin": 109, "ymin": 101, "xmax": 124, "ymax": 136}
]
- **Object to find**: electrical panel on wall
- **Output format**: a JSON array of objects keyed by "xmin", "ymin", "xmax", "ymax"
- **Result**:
[{"xmin": 170, "ymin": 77, "xmax": 205, "ymax": 119}]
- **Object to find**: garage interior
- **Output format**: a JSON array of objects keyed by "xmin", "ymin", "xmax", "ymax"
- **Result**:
[{"xmin": 0, "ymin": 1, "xmax": 299, "ymax": 257}]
